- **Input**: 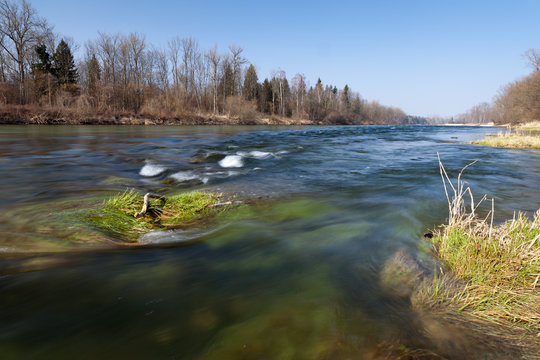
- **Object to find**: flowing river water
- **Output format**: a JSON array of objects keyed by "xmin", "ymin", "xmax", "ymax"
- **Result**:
[{"xmin": 0, "ymin": 125, "xmax": 539, "ymax": 359}]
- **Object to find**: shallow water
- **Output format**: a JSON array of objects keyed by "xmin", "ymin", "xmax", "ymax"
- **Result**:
[{"xmin": 0, "ymin": 125, "xmax": 539, "ymax": 359}]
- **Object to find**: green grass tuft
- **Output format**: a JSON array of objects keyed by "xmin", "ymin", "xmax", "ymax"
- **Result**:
[
  {"xmin": 83, "ymin": 189, "xmax": 221, "ymax": 242},
  {"xmin": 431, "ymin": 211, "xmax": 540, "ymax": 330},
  {"xmin": 412, "ymin": 158, "xmax": 540, "ymax": 356}
]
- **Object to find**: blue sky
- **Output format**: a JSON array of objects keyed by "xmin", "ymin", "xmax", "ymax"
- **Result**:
[{"xmin": 31, "ymin": 0, "xmax": 540, "ymax": 117}]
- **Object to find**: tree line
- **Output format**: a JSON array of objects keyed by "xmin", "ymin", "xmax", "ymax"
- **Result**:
[
  {"xmin": 0, "ymin": 0, "xmax": 427, "ymax": 124},
  {"xmin": 449, "ymin": 48, "xmax": 540, "ymax": 125}
]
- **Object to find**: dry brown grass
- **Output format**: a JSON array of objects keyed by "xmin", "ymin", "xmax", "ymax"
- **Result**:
[
  {"xmin": 515, "ymin": 121, "xmax": 540, "ymax": 132},
  {"xmin": 471, "ymin": 131, "xmax": 540, "ymax": 149}
]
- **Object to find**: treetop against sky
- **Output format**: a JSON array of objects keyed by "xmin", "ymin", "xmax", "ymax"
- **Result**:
[{"xmin": 27, "ymin": 0, "xmax": 540, "ymax": 117}]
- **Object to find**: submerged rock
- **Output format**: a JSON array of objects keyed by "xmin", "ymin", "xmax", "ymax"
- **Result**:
[{"xmin": 379, "ymin": 248, "xmax": 429, "ymax": 298}]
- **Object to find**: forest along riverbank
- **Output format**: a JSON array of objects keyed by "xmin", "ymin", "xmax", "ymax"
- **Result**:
[
  {"xmin": 0, "ymin": 125, "xmax": 539, "ymax": 359},
  {"xmin": 0, "ymin": 105, "xmax": 316, "ymax": 125}
]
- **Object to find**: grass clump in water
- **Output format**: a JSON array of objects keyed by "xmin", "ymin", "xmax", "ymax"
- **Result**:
[
  {"xmin": 431, "ymin": 211, "xmax": 540, "ymax": 328},
  {"xmin": 471, "ymin": 131, "xmax": 540, "ymax": 149},
  {"xmin": 84, "ymin": 189, "xmax": 221, "ymax": 242},
  {"xmin": 415, "ymin": 156, "xmax": 540, "ymax": 356}
]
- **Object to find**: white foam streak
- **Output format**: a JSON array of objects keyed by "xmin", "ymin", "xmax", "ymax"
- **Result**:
[
  {"xmin": 170, "ymin": 171, "xmax": 199, "ymax": 182},
  {"xmin": 139, "ymin": 163, "xmax": 166, "ymax": 177},
  {"xmin": 249, "ymin": 150, "xmax": 272, "ymax": 159},
  {"xmin": 219, "ymin": 155, "xmax": 244, "ymax": 168}
]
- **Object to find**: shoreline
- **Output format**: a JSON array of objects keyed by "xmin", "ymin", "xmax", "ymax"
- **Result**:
[
  {"xmin": 0, "ymin": 108, "xmax": 317, "ymax": 126},
  {"xmin": 439, "ymin": 122, "xmax": 497, "ymax": 127},
  {"xmin": 471, "ymin": 130, "xmax": 540, "ymax": 149}
]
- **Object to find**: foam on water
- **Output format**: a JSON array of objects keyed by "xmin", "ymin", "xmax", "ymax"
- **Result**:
[
  {"xmin": 170, "ymin": 171, "xmax": 200, "ymax": 182},
  {"xmin": 249, "ymin": 150, "xmax": 272, "ymax": 159},
  {"xmin": 237, "ymin": 150, "xmax": 274, "ymax": 159},
  {"xmin": 219, "ymin": 155, "xmax": 244, "ymax": 168},
  {"xmin": 139, "ymin": 162, "xmax": 167, "ymax": 177}
]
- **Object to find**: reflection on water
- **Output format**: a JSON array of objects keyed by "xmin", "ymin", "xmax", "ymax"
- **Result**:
[{"xmin": 0, "ymin": 125, "xmax": 539, "ymax": 359}]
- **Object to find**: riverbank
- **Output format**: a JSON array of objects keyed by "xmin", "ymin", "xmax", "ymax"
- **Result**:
[
  {"xmin": 514, "ymin": 121, "xmax": 540, "ymax": 132},
  {"xmin": 414, "ymin": 161, "xmax": 540, "ymax": 357},
  {"xmin": 470, "ymin": 121, "xmax": 540, "ymax": 149},
  {"xmin": 416, "ymin": 210, "xmax": 540, "ymax": 358},
  {"xmin": 0, "ymin": 105, "xmax": 316, "ymax": 126},
  {"xmin": 472, "ymin": 132, "xmax": 540, "ymax": 149}
]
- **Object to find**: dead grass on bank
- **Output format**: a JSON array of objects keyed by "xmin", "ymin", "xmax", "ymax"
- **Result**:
[
  {"xmin": 515, "ymin": 121, "xmax": 540, "ymax": 132},
  {"xmin": 0, "ymin": 103, "xmax": 318, "ymax": 125},
  {"xmin": 414, "ymin": 156, "xmax": 540, "ymax": 355},
  {"xmin": 471, "ymin": 131, "xmax": 540, "ymax": 149}
]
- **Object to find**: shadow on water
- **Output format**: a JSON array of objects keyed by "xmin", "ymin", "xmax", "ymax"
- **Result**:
[{"xmin": 0, "ymin": 125, "xmax": 539, "ymax": 359}]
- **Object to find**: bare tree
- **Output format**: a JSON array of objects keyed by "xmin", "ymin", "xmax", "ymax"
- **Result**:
[
  {"xmin": 192, "ymin": 49, "xmax": 206, "ymax": 111},
  {"xmin": 168, "ymin": 36, "xmax": 200, "ymax": 107},
  {"xmin": 181, "ymin": 37, "xmax": 197, "ymax": 95},
  {"xmin": 0, "ymin": 32, "xmax": 8, "ymax": 83},
  {"xmin": 0, "ymin": 0, "xmax": 52, "ymax": 103},
  {"xmin": 94, "ymin": 32, "xmax": 120, "ymax": 88},
  {"xmin": 228, "ymin": 44, "xmax": 246, "ymax": 96},
  {"xmin": 168, "ymin": 36, "xmax": 181, "ymax": 92},
  {"xmin": 127, "ymin": 33, "xmax": 145, "ymax": 90},
  {"xmin": 149, "ymin": 47, "xmax": 168, "ymax": 92},
  {"xmin": 291, "ymin": 73, "xmax": 306, "ymax": 117},
  {"xmin": 523, "ymin": 48, "xmax": 540, "ymax": 71},
  {"xmin": 271, "ymin": 69, "xmax": 286, "ymax": 116},
  {"xmin": 205, "ymin": 45, "xmax": 221, "ymax": 114},
  {"xmin": 126, "ymin": 33, "xmax": 146, "ymax": 109}
]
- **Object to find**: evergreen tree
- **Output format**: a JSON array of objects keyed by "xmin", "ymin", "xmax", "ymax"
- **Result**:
[
  {"xmin": 53, "ymin": 39, "xmax": 78, "ymax": 85},
  {"xmin": 242, "ymin": 64, "xmax": 258, "ymax": 101},
  {"xmin": 31, "ymin": 44, "xmax": 56, "ymax": 103},
  {"xmin": 87, "ymin": 54, "xmax": 101, "ymax": 98},
  {"xmin": 258, "ymin": 78, "xmax": 273, "ymax": 113},
  {"xmin": 342, "ymin": 84, "xmax": 350, "ymax": 109},
  {"xmin": 218, "ymin": 62, "xmax": 234, "ymax": 100},
  {"xmin": 31, "ymin": 44, "xmax": 52, "ymax": 73}
]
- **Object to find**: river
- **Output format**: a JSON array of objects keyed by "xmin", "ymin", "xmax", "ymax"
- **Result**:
[{"xmin": 0, "ymin": 125, "xmax": 538, "ymax": 359}]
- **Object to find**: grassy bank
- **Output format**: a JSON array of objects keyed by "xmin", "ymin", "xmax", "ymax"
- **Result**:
[
  {"xmin": 414, "ymin": 159, "xmax": 540, "ymax": 356},
  {"xmin": 515, "ymin": 121, "xmax": 540, "ymax": 132},
  {"xmin": 471, "ymin": 132, "xmax": 540, "ymax": 149},
  {"xmin": 427, "ymin": 212, "xmax": 540, "ymax": 328},
  {"xmin": 471, "ymin": 121, "xmax": 540, "ymax": 149}
]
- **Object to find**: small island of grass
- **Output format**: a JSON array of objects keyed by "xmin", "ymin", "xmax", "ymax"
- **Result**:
[{"xmin": 83, "ymin": 189, "xmax": 227, "ymax": 242}]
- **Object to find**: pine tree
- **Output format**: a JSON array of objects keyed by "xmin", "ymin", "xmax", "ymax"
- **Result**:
[
  {"xmin": 87, "ymin": 54, "xmax": 101, "ymax": 98},
  {"xmin": 219, "ymin": 62, "xmax": 234, "ymax": 100},
  {"xmin": 258, "ymin": 78, "xmax": 273, "ymax": 113},
  {"xmin": 242, "ymin": 64, "xmax": 258, "ymax": 101},
  {"xmin": 53, "ymin": 39, "xmax": 78, "ymax": 85},
  {"xmin": 31, "ymin": 44, "xmax": 52, "ymax": 73},
  {"xmin": 31, "ymin": 44, "xmax": 56, "ymax": 104},
  {"xmin": 342, "ymin": 84, "xmax": 350, "ymax": 109}
]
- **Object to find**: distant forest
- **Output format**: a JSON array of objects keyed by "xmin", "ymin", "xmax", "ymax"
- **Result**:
[
  {"xmin": 0, "ymin": 0, "xmax": 429, "ymax": 125},
  {"xmin": 445, "ymin": 48, "xmax": 540, "ymax": 126},
  {"xmin": 1, "ymin": 0, "xmax": 537, "ymax": 125}
]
